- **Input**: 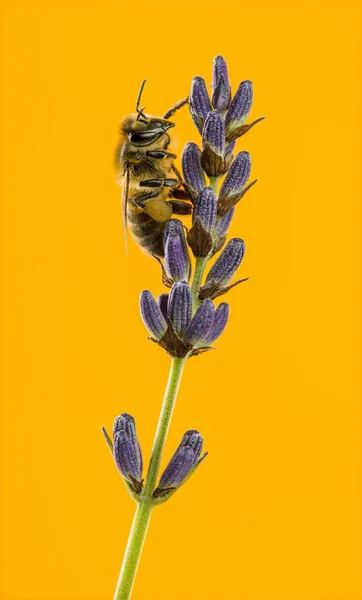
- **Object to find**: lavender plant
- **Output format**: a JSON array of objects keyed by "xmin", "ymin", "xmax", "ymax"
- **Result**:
[{"xmin": 103, "ymin": 56, "xmax": 264, "ymax": 599}]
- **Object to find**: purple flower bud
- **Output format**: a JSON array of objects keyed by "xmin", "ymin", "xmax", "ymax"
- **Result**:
[
  {"xmin": 184, "ymin": 299, "xmax": 215, "ymax": 346},
  {"xmin": 190, "ymin": 77, "xmax": 212, "ymax": 134},
  {"xmin": 206, "ymin": 238, "xmax": 245, "ymax": 286},
  {"xmin": 225, "ymin": 140, "xmax": 236, "ymax": 156},
  {"xmin": 157, "ymin": 293, "xmax": 169, "ymax": 320},
  {"xmin": 202, "ymin": 110, "xmax": 225, "ymax": 156},
  {"xmin": 167, "ymin": 282, "xmax": 192, "ymax": 338},
  {"xmin": 219, "ymin": 151, "xmax": 251, "ymax": 197},
  {"xmin": 203, "ymin": 303, "xmax": 229, "ymax": 345},
  {"xmin": 164, "ymin": 219, "xmax": 190, "ymax": 282},
  {"xmin": 212, "ymin": 55, "xmax": 231, "ymax": 112},
  {"xmin": 225, "ymin": 80, "xmax": 253, "ymax": 135},
  {"xmin": 140, "ymin": 290, "xmax": 168, "ymax": 340},
  {"xmin": 193, "ymin": 187, "xmax": 217, "ymax": 233},
  {"xmin": 113, "ymin": 413, "xmax": 143, "ymax": 492},
  {"xmin": 156, "ymin": 430, "xmax": 203, "ymax": 491},
  {"xmin": 214, "ymin": 208, "xmax": 235, "ymax": 238},
  {"xmin": 182, "ymin": 142, "xmax": 206, "ymax": 197}
]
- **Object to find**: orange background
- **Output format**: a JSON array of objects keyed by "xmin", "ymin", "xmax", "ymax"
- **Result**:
[{"xmin": 1, "ymin": 0, "xmax": 361, "ymax": 599}]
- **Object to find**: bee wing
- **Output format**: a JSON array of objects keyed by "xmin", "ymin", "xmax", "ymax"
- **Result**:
[{"xmin": 121, "ymin": 163, "xmax": 130, "ymax": 256}]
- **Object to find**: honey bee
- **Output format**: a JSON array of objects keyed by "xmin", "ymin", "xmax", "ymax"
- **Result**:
[{"xmin": 116, "ymin": 80, "xmax": 192, "ymax": 256}]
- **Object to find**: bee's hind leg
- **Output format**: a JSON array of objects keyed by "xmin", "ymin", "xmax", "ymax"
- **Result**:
[
  {"xmin": 131, "ymin": 190, "xmax": 159, "ymax": 208},
  {"xmin": 168, "ymin": 200, "xmax": 193, "ymax": 215}
]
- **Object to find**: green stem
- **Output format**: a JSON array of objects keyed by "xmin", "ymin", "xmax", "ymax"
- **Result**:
[
  {"xmin": 143, "ymin": 357, "xmax": 186, "ymax": 496},
  {"xmin": 113, "ymin": 357, "xmax": 186, "ymax": 600},
  {"xmin": 209, "ymin": 176, "xmax": 219, "ymax": 193},
  {"xmin": 113, "ymin": 174, "xmax": 220, "ymax": 599},
  {"xmin": 113, "ymin": 502, "xmax": 152, "ymax": 600}
]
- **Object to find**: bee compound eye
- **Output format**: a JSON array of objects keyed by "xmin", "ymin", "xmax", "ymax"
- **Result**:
[{"xmin": 129, "ymin": 130, "xmax": 163, "ymax": 146}]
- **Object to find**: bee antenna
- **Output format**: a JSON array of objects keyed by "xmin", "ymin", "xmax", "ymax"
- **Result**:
[
  {"xmin": 136, "ymin": 79, "xmax": 147, "ymax": 112},
  {"xmin": 136, "ymin": 79, "xmax": 148, "ymax": 122}
]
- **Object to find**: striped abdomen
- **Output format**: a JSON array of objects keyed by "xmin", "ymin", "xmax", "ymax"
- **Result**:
[{"xmin": 127, "ymin": 204, "xmax": 165, "ymax": 257}]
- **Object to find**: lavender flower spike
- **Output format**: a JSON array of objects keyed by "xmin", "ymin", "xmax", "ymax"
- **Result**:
[
  {"xmin": 203, "ymin": 303, "xmax": 230, "ymax": 345},
  {"xmin": 190, "ymin": 76, "xmax": 212, "ymax": 134},
  {"xmin": 164, "ymin": 219, "xmax": 191, "ymax": 282},
  {"xmin": 167, "ymin": 282, "xmax": 192, "ymax": 338},
  {"xmin": 184, "ymin": 299, "xmax": 215, "ymax": 346},
  {"xmin": 113, "ymin": 413, "xmax": 143, "ymax": 494},
  {"xmin": 182, "ymin": 142, "xmax": 206, "ymax": 200},
  {"xmin": 140, "ymin": 290, "xmax": 168, "ymax": 340},
  {"xmin": 206, "ymin": 238, "xmax": 246, "ymax": 286},
  {"xmin": 153, "ymin": 430, "xmax": 204, "ymax": 497},
  {"xmin": 212, "ymin": 55, "xmax": 231, "ymax": 113}
]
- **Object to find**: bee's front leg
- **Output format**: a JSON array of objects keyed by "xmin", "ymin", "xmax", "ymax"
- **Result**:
[{"xmin": 145, "ymin": 151, "xmax": 177, "ymax": 160}]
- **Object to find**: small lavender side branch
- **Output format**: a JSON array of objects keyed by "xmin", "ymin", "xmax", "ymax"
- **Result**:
[{"xmin": 103, "ymin": 55, "xmax": 263, "ymax": 600}]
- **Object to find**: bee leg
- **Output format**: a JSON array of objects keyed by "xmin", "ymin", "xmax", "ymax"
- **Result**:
[
  {"xmin": 131, "ymin": 190, "xmax": 160, "ymax": 209},
  {"xmin": 139, "ymin": 178, "xmax": 179, "ymax": 188},
  {"xmin": 168, "ymin": 200, "xmax": 193, "ymax": 215},
  {"xmin": 146, "ymin": 150, "xmax": 177, "ymax": 160},
  {"xmin": 170, "ymin": 187, "xmax": 194, "ymax": 201},
  {"xmin": 163, "ymin": 97, "xmax": 189, "ymax": 120}
]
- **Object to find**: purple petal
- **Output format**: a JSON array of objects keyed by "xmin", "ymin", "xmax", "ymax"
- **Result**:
[
  {"xmin": 214, "ymin": 208, "xmax": 235, "ymax": 238},
  {"xmin": 140, "ymin": 290, "xmax": 168, "ymax": 340},
  {"xmin": 113, "ymin": 413, "xmax": 143, "ymax": 484},
  {"xmin": 206, "ymin": 238, "xmax": 245, "ymax": 286},
  {"xmin": 225, "ymin": 80, "xmax": 253, "ymax": 132},
  {"xmin": 184, "ymin": 299, "xmax": 215, "ymax": 346},
  {"xmin": 182, "ymin": 142, "xmax": 206, "ymax": 195},
  {"xmin": 190, "ymin": 77, "xmax": 212, "ymax": 134},
  {"xmin": 164, "ymin": 219, "xmax": 190, "ymax": 282},
  {"xmin": 193, "ymin": 186, "xmax": 217, "ymax": 232},
  {"xmin": 167, "ymin": 282, "xmax": 192, "ymax": 338},
  {"xmin": 212, "ymin": 55, "xmax": 231, "ymax": 112},
  {"xmin": 157, "ymin": 293, "xmax": 169, "ymax": 320},
  {"xmin": 202, "ymin": 110, "xmax": 225, "ymax": 156},
  {"xmin": 219, "ymin": 152, "xmax": 251, "ymax": 197},
  {"xmin": 203, "ymin": 303, "xmax": 229, "ymax": 345},
  {"xmin": 158, "ymin": 430, "xmax": 203, "ymax": 489}
]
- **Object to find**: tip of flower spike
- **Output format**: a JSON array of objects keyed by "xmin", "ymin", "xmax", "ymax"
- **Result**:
[{"xmin": 212, "ymin": 56, "xmax": 231, "ymax": 112}]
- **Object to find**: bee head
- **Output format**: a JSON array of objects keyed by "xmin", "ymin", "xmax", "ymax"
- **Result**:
[
  {"xmin": 121, "ymin": 79, "xmax": 175, "ymax": 147},
  {"xmin": 123, "ymin": 115, "xmax": 175, "ymax": 147}
]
